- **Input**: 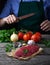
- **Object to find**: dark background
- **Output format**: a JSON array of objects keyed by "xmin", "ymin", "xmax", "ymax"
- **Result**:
[{"xmin": 0, "ymin": 0, "xmax": 7, "ymax": 13}]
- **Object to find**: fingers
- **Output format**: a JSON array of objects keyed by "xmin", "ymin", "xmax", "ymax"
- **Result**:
[
  {"xmin": 11, "ymin": 15, "xmax": 16, "ymax": 22},
  {"xmin": 40, "ymin": 20, "xmax": 48, "ymax": 30},
  {"xmin": 45, "ymin": 28, "xmax": 50, "ymax": 31},
  {"xmin": 40, "ymin": 20, "xmax": 50, "ymax": 32},
  {"xmin": 7, "ymin": 15, "xmax": 16, "ymax": 24},
  {"xmin": 40, "ymin": 20, "xmax": 48, "ymax": 26},
  {"xmin": 4, "ymin": 14, "xmax": 19, "ymax": 24},
  {"xmin": 8, "ymin": 15, "xmax": 14, "ymax": 23}
]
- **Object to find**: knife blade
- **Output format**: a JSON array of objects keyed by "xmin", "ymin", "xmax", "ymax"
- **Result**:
[{"xmin": 17, "ymin": 13, "xmax": 35, "ymax": 21}]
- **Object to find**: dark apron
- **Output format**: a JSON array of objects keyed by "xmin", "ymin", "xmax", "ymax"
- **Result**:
[{"xmin": 17, "ymin": 0, "xmax": 44, "ymax": 33}]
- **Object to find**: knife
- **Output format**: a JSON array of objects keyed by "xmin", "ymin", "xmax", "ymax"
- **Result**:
[{"xmin": 17, "ymin": 13, "xmax": 35, "ymax": 22}]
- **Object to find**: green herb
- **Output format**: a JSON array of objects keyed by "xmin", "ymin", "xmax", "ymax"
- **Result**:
[
  {"xmin": 0, "ymin": 28, "xmax": 17, "ymax": 42},
  {"xmin": 5, "ymin": 43, "xmax": 13, "ymax": 52},
  {"xmin": 23, "ymin": 49, "xmax": 29, "ymax": 54},
  {"xmin": 40, "ymin": 38, "xmax": 50, "ymax": 47}
]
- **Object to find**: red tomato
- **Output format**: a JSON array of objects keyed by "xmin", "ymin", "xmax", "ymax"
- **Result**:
[
  {"xmin": 23, "ymin": 34, "xmax": 30, "ymax": 42},
  {"xmin": 18, "ymin": 32, "xmax": 24, "ymax": 40},
  {"xmin": 35, "ymin": 32, "xmax": 41, "ymax": 37},
  {"xmin": 26, "ymin": 31, "xmax": 33, "ymax": 37},
  {"xmin": 31, "ymin": 33, "xmax": 41, "ymax": 42}
]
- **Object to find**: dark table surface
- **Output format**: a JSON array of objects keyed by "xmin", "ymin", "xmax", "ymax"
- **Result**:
[{"xmin": 0, "ymin": 35, "xmax": 50, "ymax": 65}]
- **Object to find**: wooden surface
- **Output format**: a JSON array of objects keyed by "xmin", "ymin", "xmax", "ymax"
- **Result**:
[{"xmin": 0, "ymin": 35, "xmax": 50, "ymax": 65}]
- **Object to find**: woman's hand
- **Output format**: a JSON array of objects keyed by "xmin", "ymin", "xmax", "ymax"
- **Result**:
[
  {"xmin": 40, "ymin": 20, "xmax": 50, "ymax": 32},
  {"xmin": 2, "ymin": 14, "xmax": 19, "ymax": 24}
]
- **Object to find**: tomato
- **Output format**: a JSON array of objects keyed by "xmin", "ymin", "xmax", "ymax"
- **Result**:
[
  {"xmin": 35, "ymin": 32, "xmax": 41, "ymax": 37},
  {"xmin": 23, "ymin": 34, "xmax": 30, "ymax": 42},
  {"xmin": 31, "ymin": 33, "xmax": 41, "ymax": 42},
  {"xmin": 18, "ymin": 32, "xmax": 24, "ymax": 40},
  {"xmin": 26, "ymin": 31, "xmax": 33, "ymax": 37}
]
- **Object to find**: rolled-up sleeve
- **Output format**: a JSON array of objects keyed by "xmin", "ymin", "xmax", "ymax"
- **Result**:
[
  {"xmin": 44, "ymin": 0, "xmax": 50, "ymax": 20},
  {"xmin": 44, "ymin": 0, "xmax": 50, "ymax": 10},
  {"xmin": 0, "ymin": 0, "xmax": 11, "ymax": 18},
  {"xmin": 0, "ymin": 0, "xmax": 20, "ymax": 18},
  {"xmin": 11, "ymin": 0, "xmax": 20, "ymax": 16}
]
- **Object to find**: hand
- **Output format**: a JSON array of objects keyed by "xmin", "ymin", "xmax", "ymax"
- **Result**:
[
  {"xmin": 40, "ymin": 20, "xmax": 50, "ymax": 32},
  {"xmin": 3, "ymin": 14, "xmax": 19, "ymax": 24}
]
